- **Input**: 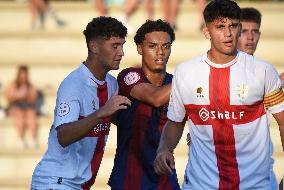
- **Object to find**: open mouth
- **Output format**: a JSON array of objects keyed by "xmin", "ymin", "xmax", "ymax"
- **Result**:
[
  {"xmin": 224, "ymin": 41, "xmax": 233, "ymax": 47},
  {"xmin": 155, "ymin": 59, "xmax": 164, "ymax": 64},
  {"xmin": 245, "ymin": 43, "xmax": 254, "ymax": 48}
]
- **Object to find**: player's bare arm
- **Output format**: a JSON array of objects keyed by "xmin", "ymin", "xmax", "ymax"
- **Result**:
[
  {"xmin": 272, "ymin": 110, "xmax": 284, "ymax": 151},
  {"xmin": 130, "ymin": 83, "xmax": 172, "ymax": 107},
  {"xmin": 57, "ymin": 95, "xmax": 131, "ymax": 147},
  {"xmin": 280, "ymin": 178, "xmax": 283, "ymax": 190},
  {"xmin": 154, "ymin": 119, "xmax": 184, "ymax": 176}
]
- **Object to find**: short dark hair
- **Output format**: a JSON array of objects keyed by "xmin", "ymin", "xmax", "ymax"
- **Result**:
[
  {"xmin": 240, "ymin": 8, "xmax": 262, "ymax": 26},
  {"xmin": 83, "ymin": 16, "xmax": 127, "ymax": 44},
  {"xmin": 134, "ymin": 19, "xmax": 175, "ymax": 45},
  {"xmin": 203, "ymin": 0, "xmax": 241, "ymax": 23}
]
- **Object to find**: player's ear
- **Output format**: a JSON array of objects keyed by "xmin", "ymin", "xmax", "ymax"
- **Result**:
[
  {"xmin": 238, "ymin": 22, "xmax": 242, "ymax": 37},
  {"xmin": 137, "ymin": 44, "xmax": 142, "ymax": 55},
  {"xmin": 203, "ymin": 26, "xmax": 211, "ymax": 40},
  {"xmin": 89, "ymin": 39, "xmax": 98, "ymax": 54}
]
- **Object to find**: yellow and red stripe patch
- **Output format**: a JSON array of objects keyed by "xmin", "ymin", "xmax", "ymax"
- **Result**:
[{"xmin": 264, "ymin": 88, "xmax": 284, "ymax": 108}]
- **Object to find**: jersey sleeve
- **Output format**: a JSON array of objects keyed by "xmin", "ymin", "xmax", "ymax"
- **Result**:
[
  {"xmin": 117, "ymin": 68, "xmax": 144, "ymax": 97},
  {"xmin": 263, "ymin": 64, "xmax": 284, "ymax": 114},
  {"xmin": 53, "ymin": 80, "xmax": 81, "ymax": 128},
  {"xmin": 167, "ymin": 68, "xmax": 186, "ymax": 122}
]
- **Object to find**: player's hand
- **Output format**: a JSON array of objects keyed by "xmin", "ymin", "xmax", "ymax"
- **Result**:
[
  {"xmin": 98, "ymin": 95, "xmax": 131, "ymax": 117},
  {"xmin": 186, "ymin": 133, "xmax": 191, "ymax": 146},
  {"xmin": 154, "ymin": 149, "xmax": 175, "ymax": 176}
]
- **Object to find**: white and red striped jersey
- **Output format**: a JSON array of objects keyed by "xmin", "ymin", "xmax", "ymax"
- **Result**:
[
  {"xmin": 31, "ymin": 64, "xmax": 118, "ymax": 189},
  {"xmin": 168, "ymin": 51, "xmax": 284, "ymax": 190}
]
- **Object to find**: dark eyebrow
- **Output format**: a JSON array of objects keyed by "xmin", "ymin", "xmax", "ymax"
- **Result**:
[
  {"xmin": 111, "ymin": 42, "xmax": 125, "ymax": 46},
  {"xmin": 147, "ymin": 42, "xmax": 172, "ymax": 46}
]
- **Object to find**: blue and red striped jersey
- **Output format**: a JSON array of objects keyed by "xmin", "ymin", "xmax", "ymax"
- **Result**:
[{"xmin": 108, "ymin": 67, "xmax": 180, "ymax": 190}]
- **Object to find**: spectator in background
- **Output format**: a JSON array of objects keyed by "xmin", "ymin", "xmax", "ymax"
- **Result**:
[
  {"xmin": 30, "ymin": 0, "xmax": 66, "ymax": 30},
  {"xmin": 120, "ymin": 0, "xmax": 207, "ymax": 31},
  {"xmin": 5, "ymin": 65, "xmax": 39, "ymax": 149},
  {"xmin": 94, "ymin": 0, "xmax": 108, "ymax": 16}
]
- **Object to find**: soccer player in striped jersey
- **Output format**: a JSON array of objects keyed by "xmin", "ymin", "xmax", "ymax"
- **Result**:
[
  {"xmin": 154, "ymin": 0, "xmax": 284, "ymax": 189},
  {"xmin": 31, "ymin": 17, "xmax": 131, "ymax": 189},
  {"xmin": 108, "ymin": 19, "xmax": 180, "ymax": 190}
]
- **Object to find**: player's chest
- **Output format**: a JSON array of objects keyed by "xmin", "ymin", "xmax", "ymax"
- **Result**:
[
  {"xmin": 80, "ymin": 86, "xmax": 111, "ymax": 116},
  {"xmin": 183, "ymin": 66, "xmax": 264, "ymax": 105}
]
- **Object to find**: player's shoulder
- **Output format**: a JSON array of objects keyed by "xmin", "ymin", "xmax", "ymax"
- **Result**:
[
  {"xmin": 239, "ymin": 51, "xmax": 273, "ymax": 69},
  {"xmin": 175, "ymin": 55, "xmax": 204, "ymax": 73},
  {"xmin": 62, "ymin": 67, "xmax": 83, "ymax": 85},
  {"xmin": 118, "ymin": 67, "xmax": 142, "ymax": 76},
  {"xmin": 57, "ymin": 65, "xmax": 86, "ymax": 95},
  {"xmin": 117, "ymin": 67, "xmax": 143, "ymax": 81}
]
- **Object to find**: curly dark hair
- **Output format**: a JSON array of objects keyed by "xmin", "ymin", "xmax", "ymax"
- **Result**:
[
  {"xmin": 83, "ymin": 16, "xmax": 127, "ymax": 45},
  {"xmin": 203, "ymin": 0, "xmax": 241, "ymax": 23},
  {"xmin": 134, "ymin": 19, "xmax": 175, "ymax": 45},
  {"xmin": 240, "ymin": 8, "xmax": 262, "ymax": 26}
]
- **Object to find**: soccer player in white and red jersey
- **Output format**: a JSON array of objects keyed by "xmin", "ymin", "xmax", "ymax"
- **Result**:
[
  {"xmin": 30, "ymin": 16, "xmax": 131, "ymax": 189},
  {"xmin": 154, "ymin": 0, "xmax": 284, "ymax": 189}
]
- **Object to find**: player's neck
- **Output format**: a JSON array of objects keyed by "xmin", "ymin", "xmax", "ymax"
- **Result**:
[
  {"xmin": 143, "ymin": 69, "xmax": 166, "ymax": 87},
  {"xmin": 84, "ymin": 59, "xmax": 106, "ymax": 81},
  {"xmin": 207, "ymin": 49, "xmax": 238, "ymax": 64}
]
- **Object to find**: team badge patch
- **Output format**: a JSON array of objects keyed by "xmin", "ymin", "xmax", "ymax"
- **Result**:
[
  {"xmin": 57, "ymin": 103, "xmax": 70, "ymax": 117},
  {"xmin": 124, "ymin": 72, "xmax": 140, "ymax": 85},
  {"xmin": 237, "ymin": 84, "xmax": 249, "ymax": 100}
]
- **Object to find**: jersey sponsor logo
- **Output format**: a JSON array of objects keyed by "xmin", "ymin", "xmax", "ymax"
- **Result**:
[
  {"xmin": 237, "ymin": 84, "xmax": 249, "ymax": 100},
  {"xmin": 88, "ymin": 122, "xmax": 111, "ymax": 137},
  {"xmin": 57, "ymin": 103, "xmax": 70, "ymax": 117},
  {"xmin": 199, "ymin": 108, "xmax": 244, "ymax": 121},
  {"xmin": 124, "ymin": 72, "xmax": 140, "ymax": 85}
]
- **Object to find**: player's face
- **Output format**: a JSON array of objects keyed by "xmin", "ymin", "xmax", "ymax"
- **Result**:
[
  {"xmin": 237, "ymin": 21, "xmax": 260, "ymax": 55},
  {"xmin": 96, "ymin": 36, "xmax": 125, "ymax": 71},
  {"xmin": 138, "ymin": 31, "xmax": 172, "ymax": 73},
  {"xmin": 204, "ymin": 18, "xmax": 240, "ymax": 57}
]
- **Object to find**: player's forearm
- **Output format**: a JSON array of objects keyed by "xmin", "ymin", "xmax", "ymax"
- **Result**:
[
  {"xmin": 131, "ymin": 83, "xmax": 172, "ymax": 107},
  {"xmin": 157, "ymin": 120, "xmax": 184, "ymax": 153},
  {"xmin": 279, "ymin": 124, "xmax": 284, "ymax": 151},
  {"xmin": 150, "ymin": 84, "xmax": 172, "ymax": 107},
  {"xmin": 57, "ymin": 111, "xmax": 104, "ymax": 147},
  {"xmin": 273, "ymin": 111, "xmax": 284, "ymax": 151}
]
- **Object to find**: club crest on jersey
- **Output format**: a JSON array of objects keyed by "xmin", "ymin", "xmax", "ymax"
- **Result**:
[
  {"xmin": 237, "ymin": 84, "xmax": 249, "ymax": 100},
  {"xmin": 197, "ymin": 87, "xmax": 204, "ymax": 97},
  {"xmin": 57, "ymin": 103, "xmax": 70, "ymax": 117},
  {"xmin": 124, "ymin": 72, "xmax": 140, "ymax": 85}
]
